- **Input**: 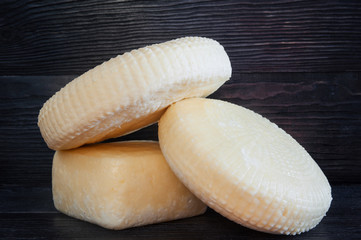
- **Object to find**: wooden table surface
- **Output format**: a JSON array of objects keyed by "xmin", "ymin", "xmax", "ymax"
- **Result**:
[{"xmin": 1, "ymin": 1, "xmax": 361, "ymax": 239}]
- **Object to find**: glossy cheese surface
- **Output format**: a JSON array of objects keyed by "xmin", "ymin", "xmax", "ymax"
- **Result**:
[
  {"xmin": 52, "ymin": 141, "xmax": 207, "ymax": 230},
  {"xmin": 158, "ymin": 98, "xmax": 332, "ymax": 235},
  {"xmin": 38, "ymin": 37, "xmax": 231, "ymax": 150}
]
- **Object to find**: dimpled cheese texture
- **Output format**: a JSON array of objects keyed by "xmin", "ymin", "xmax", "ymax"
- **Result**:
[
  {"xmin": 158, "ymin": 98, "xmax": 332, "ymax": 235},
  {"xmin": 52, "ymin": 141, "xmax": 207, "ymax": 230},
  {"xmin": 38, "ymin": 37, "xmax": 231, "ymax": 150}
]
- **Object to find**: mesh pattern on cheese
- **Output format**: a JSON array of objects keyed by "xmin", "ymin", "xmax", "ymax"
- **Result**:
[
  {"xmin": 38, "ymin": 37, "xmax": 231, "ymax": 150},
  {"xmin": 158, "ymin": 98, "xmax": 332, "ymax": 235}
]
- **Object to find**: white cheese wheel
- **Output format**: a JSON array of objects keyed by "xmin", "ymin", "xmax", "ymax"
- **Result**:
[
  {"xmin": 52, "ymin": 141, "xmax": 207, "ymax": 230},
  {"xmin": 38, "ymin": 37, "xmax": 231, "ymax": 150},
  {"xmin": 158, "ymin": 98, "xmax": 332, "ymax": 235}
]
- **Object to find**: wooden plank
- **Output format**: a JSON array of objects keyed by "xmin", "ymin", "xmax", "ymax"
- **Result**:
[
  {"xmin": 0, "ymin": 186, "xmax": 55, "ymax": 213},
  {"xmin": 0, "ymin": 185, "xmax": 360, "ymax": 239},
  {"xmin": 0, "ymin": 73, "xmax": 360, "ymax": 186},
  {"xmin": 1, "ymin": 0, "xmax": 361, "ymax": 75}
]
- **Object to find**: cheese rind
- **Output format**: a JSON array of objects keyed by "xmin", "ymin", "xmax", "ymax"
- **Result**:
[
  {"xmin": 158, "ymin": 98, "xmax": 332, "ymax": 235},
  {"xmin": 38, "ymin": 37, "xmax": 232, "ymax": 150},
  {"xmin": 52, "ymin": 141, "xmax": 207, "ymax": 230}
]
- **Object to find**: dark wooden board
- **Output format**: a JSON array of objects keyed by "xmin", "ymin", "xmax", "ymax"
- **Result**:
[
  {"xmin": 1, "ymin": 73, "xmax": 360, "ymax": 187},
  {"xmin": 1, "ymin": 1, "xmax": 361, "ymax": 239},
  {"xmin": 1, "ymin": 185, "xmax": 360, "ymax": 239},
  {"xmin": 1, "ymin": 0, "xmax": 361, "ymax": 75}
]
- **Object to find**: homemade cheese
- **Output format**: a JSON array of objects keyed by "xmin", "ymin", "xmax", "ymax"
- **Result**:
[
  {"xmin": 38, "ymin": 37, "xmax": 231, "ymax": 150},
  {"xmin": 52, "ymin": 141, "xmax": 207, "ymax": 230},
  {"xmin": 158, "ymin": 98, "xmax": 332, "ymax": 235}
]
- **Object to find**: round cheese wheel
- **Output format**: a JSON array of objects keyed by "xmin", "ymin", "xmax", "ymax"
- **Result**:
[
  {"xmin": 158, "ymin": 98, "xmax": 332, "ymax": 235},
  {"xmin": 38, "ymin": 37, "xmax": 231, "ymax": 150}
]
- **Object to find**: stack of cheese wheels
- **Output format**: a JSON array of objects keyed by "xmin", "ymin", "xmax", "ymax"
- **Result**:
[{"xmin": 38, "ymin": 37, "xmax": 332, "ymax": 234}]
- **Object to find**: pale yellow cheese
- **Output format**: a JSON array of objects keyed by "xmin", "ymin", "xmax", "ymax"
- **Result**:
[
  {"xmin": 158, "ymin": 98, "xmax": 332, "ymax": 235},
  {"xmin": 52, "ymin": 141, "xmax": 207, "ymax": 230},
  {"xmin": 38, "ymin": 37, "xmax": 231, "ymax": 150}
]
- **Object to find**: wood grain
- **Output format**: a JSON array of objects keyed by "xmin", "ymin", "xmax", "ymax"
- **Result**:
[
  {"xmin": 1, "ymin": 185, "xmax": 360, "ymax": 239},
  {"xmin": 1, "ymin": 0, "xmax": 361, "ymax": 75},
  {"xmin": 1, "ymin": 1, "xmax": 360, "ymax": 239},
  {"xmin": 1, "ymin": 73, "xmax": 360, "ymax": 187}
]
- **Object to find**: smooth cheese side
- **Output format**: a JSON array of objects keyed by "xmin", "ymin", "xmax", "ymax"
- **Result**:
[
  {"xmin": 52, "ymin": 141, "xmax": 207, "ymax": 230},
  {"xmin": 38, "ymin": 37, "xmax": 232, "ymax": 150},
  {"xmin": 158, "ymin": 98, "xmax": 332, "ymax": 235}
]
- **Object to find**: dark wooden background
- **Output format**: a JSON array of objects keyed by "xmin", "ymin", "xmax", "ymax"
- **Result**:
[{"xmin": 1, "ymin": 1, "xmax": 360, "ymax": 239}]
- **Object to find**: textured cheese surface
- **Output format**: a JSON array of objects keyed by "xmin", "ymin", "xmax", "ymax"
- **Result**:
[
  {"xmin": 38, "ymin": 37, "xmax": 232, "ymax": 150},
  {"xmin": 158, "ymin": 98, "xmax": 332, "ymax": 235},
  {"xmin": 52, "ymin": 141, "xmax": 207, "ymax": 230}
]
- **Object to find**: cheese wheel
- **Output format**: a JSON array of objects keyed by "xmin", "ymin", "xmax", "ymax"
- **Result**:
[
  {"xmin": 52, "ymin": 141, "xmax": 207, "ymax": 230},
  {"xmin": 38, "ymin": 37, "xmax": 231, "ymax": 150},
  {"xmin": 158, "ymin": 98, "xmax": 332, "ymax": 235}
]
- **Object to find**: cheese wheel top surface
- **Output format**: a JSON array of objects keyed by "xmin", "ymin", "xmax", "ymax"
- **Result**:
[
  {"xmin": 158, "ymin": 98, "xmax": 332, "ymax": 235},
  {"xmin": 52, "ymin": 141, "xmax": 206, "ymax": 230},
  {"xmin": 38, "ymin": 37, "xmax": 231, "ymax": 150}
]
